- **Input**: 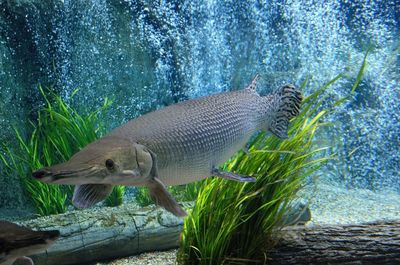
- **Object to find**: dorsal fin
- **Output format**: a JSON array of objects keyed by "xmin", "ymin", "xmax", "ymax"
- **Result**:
[{"xmin": 245, "ymin": 74, "xmax": 260, "ymax": 91}]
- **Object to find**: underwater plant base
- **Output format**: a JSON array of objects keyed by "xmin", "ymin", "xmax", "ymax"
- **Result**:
[
  {"xmin": 10, "ymin": 197, "xmax": 399, "ymax": 265},
  {"xmin": 268, "ymin": 221, "xmax": 400, "ymax": 264},
  {"xmin": 13, "ymin": 200, "xmax": 311, "ymax": 265},
  {"xmin": 16, "ymin": 202, "xmax": 191, "ymax": 265}
]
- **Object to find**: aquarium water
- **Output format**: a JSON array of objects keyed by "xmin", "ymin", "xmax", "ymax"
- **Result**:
[{"xmin": 0, "ymin": 0, "xmax": 399, "ymax": 264}]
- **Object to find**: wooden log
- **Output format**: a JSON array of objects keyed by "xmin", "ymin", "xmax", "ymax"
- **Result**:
[
  {"xmin": 18, "ymin": 204, "xmax": 400, "ymax": 265},
  {"xmin": 18, "ymin": 203, "xmax": 189, "ymax": 265},
  {"xmin": 268, "ymin": 221, "xmax": 400, "ymax": 265}
]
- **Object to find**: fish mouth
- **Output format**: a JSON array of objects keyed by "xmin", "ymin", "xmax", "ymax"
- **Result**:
[
  {"xmin": 32, "ymin": 165, "xmax": 99, "ymax": 184},
  {"xmin": 32, "ymin": 169, "xmax": 53, "ymax": 180}
]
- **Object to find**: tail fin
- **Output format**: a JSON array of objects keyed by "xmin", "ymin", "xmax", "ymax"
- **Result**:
[{"xmin": 269, "ymin": 84, "xmax": 302, "ymax": 138}]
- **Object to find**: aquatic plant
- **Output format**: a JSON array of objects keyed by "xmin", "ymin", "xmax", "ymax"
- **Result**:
[
  {"xmin": 105, "ymin": 185, "xmax": 125, "ymax": 207},
  {"xmin": 177, "ymin": 56, "xmax": 367, "ymax": 264},
  {"xmin": 135, "ymin": 187, "xmax": 153, "ymax": 207},
  {"xmin": 0, "ymin": 87, "xmax": 124, "ymax": 216},
  {"xmin": 135, "ymin": 182, "xmax": 202, "ymax": 207},
  {"xmin": 170, "ymin": 182, "xmax": 203, "ymax": 202}
]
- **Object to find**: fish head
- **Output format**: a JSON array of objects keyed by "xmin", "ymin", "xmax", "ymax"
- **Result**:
[{"xmin": 32, "ymin": 136, "xmax": 154, "ymax": 186}]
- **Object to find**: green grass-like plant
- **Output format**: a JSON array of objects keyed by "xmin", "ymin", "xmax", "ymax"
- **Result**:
[
  {"xmin": 135, "ymin": 187, "xmax": 153, "ymax": 207},
  {"xmin": 105, "ymin": 185, "xmax": 125, "ymax": 207},
  {"xmin": 178, "ymin": 55, "xmax": 367, "ymax": 264},
  {"xmin": 135, "ymin": 182, "xmax": 202, "ymax": 207},
  {"xmin": 0, "ymin": 87, "xmax": 125, "ymax": 216},
  {"xmin": 170, "ymin": 182, "xmax": 203, "ymax": 202}
]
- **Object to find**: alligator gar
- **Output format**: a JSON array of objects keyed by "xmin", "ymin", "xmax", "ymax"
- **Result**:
[{"xmin": 32, "ymin": 76, "xmax": 302, "ymax": 217}]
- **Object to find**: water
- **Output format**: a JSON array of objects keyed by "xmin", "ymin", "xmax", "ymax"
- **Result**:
[{"xmin": 0, "ymin": 0, "xmax": 399, "ymax": 264}]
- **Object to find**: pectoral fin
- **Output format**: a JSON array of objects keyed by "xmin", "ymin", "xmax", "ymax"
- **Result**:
[
  {"xmin": 147, "ymin": 177, "xmax": 187, "ymax": 217},
  {"xmin": 143, "ymin": 148, "xmax": 186, "ymax": 217},
  {"xmin": 72, "ymin": 184, "xmax": 113, "ymax": 209},
  {"xmin": 211, "ymin": 167, "xmax": 256, "ymax": 182}
]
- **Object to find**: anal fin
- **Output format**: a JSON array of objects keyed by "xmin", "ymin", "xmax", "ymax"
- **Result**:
[
  {"xmin": 211, "ymin": 167, "xmax": 256, "ymax": 182},
  {"xmin": 72, "ymin": 184, "xmax": 113, "ymax": 209},
  {"xmin": 147, "ymin": 177, "xmax": 187, "ymax": 217}
]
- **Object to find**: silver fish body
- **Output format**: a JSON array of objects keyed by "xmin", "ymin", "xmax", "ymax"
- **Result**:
[
  {"xmin": 32, "ymin": 76, "xmax": 302, "ymax": 216},
  {"xmin": 110, "ymin": 89, "xmax": 267, "ymax": 186}
]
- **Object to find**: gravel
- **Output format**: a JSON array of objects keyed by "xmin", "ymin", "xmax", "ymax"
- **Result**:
[
  {"xmin": 95, "ymin": 249, "xmax": 178, "ymax": 265},
  {"xmin": 301, "ymin": 180, "xmax": 400, "ymax": 226}
]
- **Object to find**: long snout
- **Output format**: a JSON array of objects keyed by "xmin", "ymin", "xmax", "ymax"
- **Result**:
[
  {"xmin": 32, "ymin": 162, "xmax": 98, "ymax": 185},
  {"xmin": 32, "ymin": 167, "xmax": 58, "ymax": 183},
  {"xmin": 32, "ymin": 169, "xmax": 52, "ymax": 180}
]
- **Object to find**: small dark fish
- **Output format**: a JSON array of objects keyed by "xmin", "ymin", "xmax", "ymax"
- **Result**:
[{"xmin": 0, "ymin": 221, "xmax": 59, "ymax": 265}]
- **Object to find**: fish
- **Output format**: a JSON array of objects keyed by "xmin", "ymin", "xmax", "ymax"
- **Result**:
[
  {"xmin": 0, "ymin": 221, "xmax": 60, "ymax": 265},
  {"xmin": 32, "ymin": 76, "xmax": 302, "ymax": 217}
]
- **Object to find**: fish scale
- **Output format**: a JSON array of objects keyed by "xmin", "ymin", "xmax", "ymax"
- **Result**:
[{"xmin": 110, "ymin": 89, "xmax": 266, "ymax": 186}]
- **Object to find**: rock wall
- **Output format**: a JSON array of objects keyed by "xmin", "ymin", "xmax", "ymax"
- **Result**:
[
  {"xmin": 0, "ymin": 0, "xmax": 51, "ymax": 211},
  {"xmin": 0, "ymin": 0, "xmax": 399, "ymax": 213},
  {"xmin": 0, "ymin": 0, "xmax": 188, "ymax": 211}
]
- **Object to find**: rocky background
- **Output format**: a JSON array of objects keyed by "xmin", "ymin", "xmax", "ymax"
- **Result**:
[{"xmin": 0, "ymin": 0, "xmax": 399, "ymax": 212}]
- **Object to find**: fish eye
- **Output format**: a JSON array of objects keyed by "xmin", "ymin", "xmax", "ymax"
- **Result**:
[{"xmin": 105, "ymin": 159, "xmax": 115, "ymax": 170}]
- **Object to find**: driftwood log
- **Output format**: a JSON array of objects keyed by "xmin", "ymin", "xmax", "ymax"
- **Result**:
[
  {"xmin": 269, "ymin": 221, "xmax": 400, "ymax": 265},
  {"xmin": 16, "ymin": 203, "xmax": 400, "ymax": 265},
  {"xmin": 18, "ymin": 203, "xmax": 188, "ymax": 265}
]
